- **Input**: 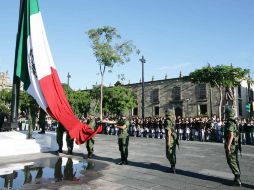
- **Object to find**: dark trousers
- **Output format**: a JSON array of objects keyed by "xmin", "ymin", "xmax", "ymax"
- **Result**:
[
  {"xmin": 118, "ymin": 136, "xmax": 129, "ymax": 162},
  {"xmin": 56, "ymin": 125, "xmax": 73, "ymax": 151}
]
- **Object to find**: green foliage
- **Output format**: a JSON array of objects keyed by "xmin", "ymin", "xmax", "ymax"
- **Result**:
[
  {"xmin": 189, "ymin": 64, "xmax": 250, "ymax": 119},
  {"xmin": 87, "ymin": 26, "xmax": 136, "ymax": 68},
  {"xmin": 19, "ymin": 91, "xmax": 38, "ymax": 117},
  {"xmin": 0, "ymin": 89, "xmax": 12, "ymax": 116},
  {"xmin": 0, "ymin": 103, "xmax": 10, "ymax": 116},
  {"xmin": 189, "ymin": 65, "xmax": 250, "ymax": 88},
  {"xmin": 62, "ymin": 83, "xmax": 73, "ymax": 92},
  {"xmin": 65, "ymin": 89, "xmax": 91, "ymax": 118},
  {"xmin": 103, "ymin": 86, "xmax": 137, "ymax": 116},
  {"xmin": 87, "ymin": 26, "xmax": 137, "ymax": 118}
]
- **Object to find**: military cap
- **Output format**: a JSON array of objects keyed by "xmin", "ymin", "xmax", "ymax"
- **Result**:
[
  {"xmin": 165, "ymin": 109, "xmax": 175, "ymax": 116},
  {"xmin": 225, "ymin": 108, "xmax": 235, "ymax": 118},
  {"xmin": 118, "ymin": 110, "xmax": 128, "ymax": 117}
]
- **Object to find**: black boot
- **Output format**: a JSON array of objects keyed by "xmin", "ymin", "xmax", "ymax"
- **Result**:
[
  {"xmin": 123, "ymin": 157, "xmax": 128, "ymax": 165},
  {"xmin": 88, "ymin": 152, "xmax": 93, "ymax": 159},
  {"xmin": 67, "ymin": 149, "xmax": 72, "ymax": 155},
  {"xmin": 56, "ymin": 147, "xmax": 63, "ymax": 153},
  {"xmin": 38, "ymin": 130, "xmax": 45, "ymax": 134},
  {"xmin": 117, "ymin": 154, "xmax": 125, "ymax": 165},
  {"xmin": 234, "ymin": 174, "xmax": 242, "ymax": 186},
  {"xmin": 170, "ymin": 165, "xmax": 176, "ymax": 174}
]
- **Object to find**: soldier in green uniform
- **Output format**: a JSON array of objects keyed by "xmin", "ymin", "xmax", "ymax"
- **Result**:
[
  {"xmin": 224, "ymin": 108, "xmax": 241, "ymax": 186},
  {"xmin": 56, "ymin": 122, "xmax": 74, "ymax": 155},
  {"xmin": 38, "ymin": 108, "xmax": 47, "ymax": 134},
  {"xmin": 165, "ymin": 109, "xmax": 177, "ymax": 174},
  {"xmin": 86, "ymin": 113, "xmax": 97, "ymax": 158},
  {"xmin": 116, "ymin": 112, "xmax": 130, "ymax": 165},
  {"xmin": 103, "ymin": 111, "xmax": 130, "ymax": 165}
]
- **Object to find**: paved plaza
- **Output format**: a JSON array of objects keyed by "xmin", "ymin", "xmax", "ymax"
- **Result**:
[{"xmin": 0, "ymin": 134, "xmax": 253, "ymax": 190}]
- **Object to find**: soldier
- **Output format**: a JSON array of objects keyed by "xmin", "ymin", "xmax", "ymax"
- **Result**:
[
  {"xmin": 86, "ymin": 113, "xmax": 96, "ymax": 158},
  {"xmin": 103, "ymin": 111, "xmax": 130, "ymax": 165},
  {"xmin": 56, "ymin": 122, "xmax": 74, "ymax": 155},
  {"xmin": 116, "ymin": 112, "xmax": 130, "ymax": 165},
  {"xmin": 165, "ymin": 109, "xmax": 177, "ymax": 174},
  {"xmin": 224, "ymin": 108, "xmax": 241, "ymax": 186},
  {"xmin": 0, "ymin": 110, "xmax": 4, "ymax": 132},
  {"xmin": 38, "ymin": 108, "xmax": 47, "ymax": 134}
]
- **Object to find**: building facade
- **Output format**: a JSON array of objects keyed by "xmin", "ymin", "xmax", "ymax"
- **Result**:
[
  {"xmin": 0, "ymin": 71, "xmax": 12, "ymax": 91},
  {"xmin": 125, "ymin": 77, "xmax": 254, "ymax": 118}
]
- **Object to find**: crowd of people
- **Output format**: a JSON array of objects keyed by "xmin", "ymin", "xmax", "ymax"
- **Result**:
[{"xmin": 102, "ymin": 115, "xmax": 254, "ymax": 145}]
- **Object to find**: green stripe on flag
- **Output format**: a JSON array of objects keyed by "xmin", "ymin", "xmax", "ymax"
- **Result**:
[
  {"xmin": 16, "ymin": 0, "xmax": 30, "ymax": 90},
  {"xmin": 30, "ymin": 0, "xmax": 40, "ymax": 15}
]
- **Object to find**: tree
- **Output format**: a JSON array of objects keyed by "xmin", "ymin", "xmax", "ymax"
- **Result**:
[
  {"xmin": 189, "ymin": 65, "xmax": 250, "ymax": 120},
  {"xmin": 19, "ymin": 91, "xmax": 39, "ymax": 138},
  {"xmin": 67, "ymin": 90, "xmax": 91, "ymax": 118},
  {"xmin": 103, "ymin": 86, "xmax": 137, "ymax": 116},
  {"xmin": 62, "ymin": 84, "xmax": 91, "ymax": 118},
  {"xmin": 87, "ymin": 26, "xmax": 136, "ymax": 119},
  {"xmin": 0, "ymin": 89, "xmax": 12, "ymax": 118}
]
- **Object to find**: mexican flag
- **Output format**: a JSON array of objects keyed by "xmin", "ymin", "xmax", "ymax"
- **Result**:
[{"xmin": 15, "ymin": 0, "xmax": 102, "ymax": 144}]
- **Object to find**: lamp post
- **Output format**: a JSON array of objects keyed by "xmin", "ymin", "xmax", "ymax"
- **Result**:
[
  {"xmin": 247, "ymin": 73, "xmax": 252, "ymax": 118},
  {"xmin": 186, "ymin": 98, "xmax": 190, "ymax": 117},
  {"xmin": 140, "ymin": 56, "xmax": 146, "ymax": 122},
  {"xmin": 67, "ymin": 72, "xmax": 71, "ymax": 91}
]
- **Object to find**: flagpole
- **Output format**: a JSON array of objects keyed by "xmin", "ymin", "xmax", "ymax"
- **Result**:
[{"xmin": 10, "ymin": 0, "xmax": 25, "ymax": 130}]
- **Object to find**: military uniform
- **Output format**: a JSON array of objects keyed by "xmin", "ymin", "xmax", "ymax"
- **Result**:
[
  {"xmin": 86, "ymin": 117, "xmax": 96, "ymax": 158},
  {"xmin": 117, "ymin": 117, "xmax": 130, "ymax": 165},
  {"xmin": 164, "ymin": 109, "xmax": 177, "ymax": 173},
  {"xmin": 224, "ymin": 108, "xmax": 241, "ymax": 186},
  {"xmin": 0, "ymin": 111, "xmax": 4, "ymax": 132},
  {"xmin": 56, "ymin": 122, "xmax": 74, "ymax": 154},
  {"xmin": 38, "ymin": 108, "xmax": 46, "ymax": 134}
]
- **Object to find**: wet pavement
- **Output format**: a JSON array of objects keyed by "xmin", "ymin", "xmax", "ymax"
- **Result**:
[
  {"xmin": 0, "ymin": 154, "xmax": 108, "ymax": 190},
  {"xmin": 0, "ymin": 134, "xmax": 254, "ymax": 190}
]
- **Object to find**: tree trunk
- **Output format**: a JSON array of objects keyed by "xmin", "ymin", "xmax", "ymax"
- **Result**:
[
  {"xmin": 218, "ymin": 86, "xmax": 223, "ymax": 121},
  {"xmin": 27, "ymin": 107, "xmax": 32, "ymax": 139},
  {"xmin": 100, "ymin": 74, "xmax": 104, "ymax": 120},
  {"xmin": 100, "ymin": 65, "xmax": 106, "ymax": 120}
]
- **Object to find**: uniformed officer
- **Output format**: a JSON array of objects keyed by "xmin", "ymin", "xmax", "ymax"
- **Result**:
[
  {"xmin": 116, "ymin": 112, "xmax": 130, "ymax": 165},
  {"xmin": 86, "ymin": 113, "xmax": 97, "ymax": 158},
  {"xmin": 56, "ymin": 122, "xmax": 74, "ymax": 155},
  {"xmin": 102, "ymin": 111, "xmax": 130, "ymax": 165},
  {"xmin": 38, "ymin": 108, "xmax": 47, "ymax": 134},
  {"xmin": 165, "ymin": 109, "xmax": 177, "ymax": 174},
  {"xmin": 224, "ymin": 108, "xmax": 241, "ymax": 186},
  {"xmin": 0, "ymin": 110, "xmax": 4, "ymax": 132}
]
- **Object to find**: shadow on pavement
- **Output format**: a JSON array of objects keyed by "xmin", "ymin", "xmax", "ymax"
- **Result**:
[
  {"xmin": 92, "ymin": 154, "xmax": 254, "ymax": 189},
  {"xmin": 176, "ymin": 169, "xmax": 254, "ymax": 189}
]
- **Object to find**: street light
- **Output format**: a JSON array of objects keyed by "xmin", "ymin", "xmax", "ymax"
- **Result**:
[
  {"xmin": 140, "ymin": 56, "xmax": 146, "ymax": 122},
  {"xmin": 67, "ymin": 72, "xmax": 71, "ymax": 91},
  {"xmin": 186, "ymin": 98, "xmax": 190, "ymax": 117}
]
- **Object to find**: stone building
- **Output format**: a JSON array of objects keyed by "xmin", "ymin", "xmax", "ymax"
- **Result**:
[
  {"xmin": 125, "ymin": 76, "xmax": 254, "ymax": 118},
  {"xmin": 0, "ymin": 71, "xmax": 12, "ymax": 91}
]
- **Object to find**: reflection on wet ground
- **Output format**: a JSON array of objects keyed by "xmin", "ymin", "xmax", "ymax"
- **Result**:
[{"xmin": 0, "ymin": 156, "xmax": 97, "ymax": 190}]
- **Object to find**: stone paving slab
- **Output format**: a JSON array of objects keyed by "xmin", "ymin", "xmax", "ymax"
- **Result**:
[{"xmin": 0, "ymin": 134, "xmax": 254, "ymax": 189}]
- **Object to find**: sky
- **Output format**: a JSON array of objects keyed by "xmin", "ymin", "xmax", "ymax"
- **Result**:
[{"xmin": 0, "ymin": 0, "xmax": 254, "ymax": 90}]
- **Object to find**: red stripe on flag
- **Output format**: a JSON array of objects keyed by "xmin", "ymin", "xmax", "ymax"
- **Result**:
[{"xmin": 40, "ymin": 67, "xmax": 102, "ymax": 144}]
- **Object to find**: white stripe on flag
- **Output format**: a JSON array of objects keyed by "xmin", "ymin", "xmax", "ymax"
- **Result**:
[
  {"xmin": 30, "ymin": 12, "xmax": 56, "ymax": 80},
  {"xmin": 26, "ymin": 36, "xmax": 48, "ymax": 111}
]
